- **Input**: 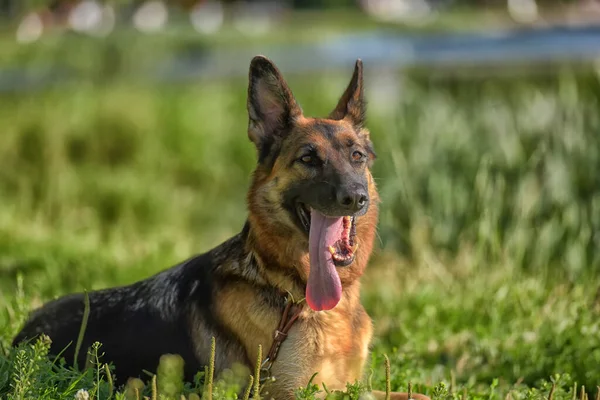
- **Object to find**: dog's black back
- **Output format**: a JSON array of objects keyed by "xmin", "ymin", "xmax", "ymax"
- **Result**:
[{"xmin": 12, "ymin": 235, "xmax": 250, "ymax": 384}]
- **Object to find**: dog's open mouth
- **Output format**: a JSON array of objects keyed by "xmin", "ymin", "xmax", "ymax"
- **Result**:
[
  {"xmin": 295, "ymin": 203, "xmax": 357, "ymax": 267},
  {"xmin": 295, "ymin": 202, "xmax": 361, "ymax": 312},
  {"xmin": 327, "ymin": 215, "xmax": 357, "ymax": 267}
]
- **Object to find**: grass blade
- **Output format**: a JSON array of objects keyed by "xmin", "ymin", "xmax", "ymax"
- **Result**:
[{"xmin": 73, "ymin": 290, "xmax": 91, "ymax": 371}]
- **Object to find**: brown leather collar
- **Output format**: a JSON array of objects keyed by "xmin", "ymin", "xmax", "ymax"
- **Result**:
[{"xmin": 260, "ymin": 295, "xmax": 303, "ymax": 384}]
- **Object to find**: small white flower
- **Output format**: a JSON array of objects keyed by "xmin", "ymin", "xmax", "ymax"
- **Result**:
[{"xmin": 75, "ymin": 389, "xmax": 90, "ymax": 400}]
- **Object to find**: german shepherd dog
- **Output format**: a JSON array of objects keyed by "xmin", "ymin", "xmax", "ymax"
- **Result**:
[{"xmin": 13, "ymin": 56, "xmax": 430, "ymax": 400}]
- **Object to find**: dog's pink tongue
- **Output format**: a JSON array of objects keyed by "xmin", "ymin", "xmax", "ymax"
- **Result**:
[{"xmin": 306, "ymin": 210, "xmax": 343, "ymax": 311}]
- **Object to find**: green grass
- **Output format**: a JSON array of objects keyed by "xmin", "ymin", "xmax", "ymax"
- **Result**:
[{"xmin": 1, "ymin": 31, "xmax": 600, "ymax": 398}]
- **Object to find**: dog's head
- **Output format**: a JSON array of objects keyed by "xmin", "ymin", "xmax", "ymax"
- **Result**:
[{"xmin": 246, "ymin": 56, "xmax": 379, "ymax": 312}]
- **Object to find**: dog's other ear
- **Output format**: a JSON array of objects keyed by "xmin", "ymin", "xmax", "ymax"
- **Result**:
[
  {"xmin": 247, "ymin": 56, "xmax": 302, "ymax": 151},
  {"xmin": 330, "ymin": 59, "xmax": 376, "ymax": 162},
  {"xmin": 329, "ymin": 59, "xmax": 365, "ymax": 128}
]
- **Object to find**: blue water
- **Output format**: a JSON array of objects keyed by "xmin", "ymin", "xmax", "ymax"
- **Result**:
[{"xmin": 3, "ymin": 24, "xmax": 600, "ymax": 92}]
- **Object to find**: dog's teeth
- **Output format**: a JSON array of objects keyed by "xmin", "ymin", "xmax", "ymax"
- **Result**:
[{"xmin": 328, "ymin": 246, "xmax": 337, "ymax": 256}]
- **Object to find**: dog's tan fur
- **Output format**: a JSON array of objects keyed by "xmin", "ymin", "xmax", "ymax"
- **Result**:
[{"xmin": 207, "ymin": 56, "xmax": 429, "ymax": 399}]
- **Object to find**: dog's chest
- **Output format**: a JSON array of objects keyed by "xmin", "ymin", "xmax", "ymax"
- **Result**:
[{"xmin": 265, "ymin": 306, "xmax": 372, "ymax": 398}]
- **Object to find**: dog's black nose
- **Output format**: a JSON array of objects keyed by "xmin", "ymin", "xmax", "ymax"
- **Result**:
[{"xmin": 337, "ymin": 186, "xmax": 369, "ymax": 213}]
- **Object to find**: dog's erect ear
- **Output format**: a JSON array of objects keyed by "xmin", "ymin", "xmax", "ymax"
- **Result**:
[
  {"xmin": 329, "ymin": 59, "xmax": 365, "ymax": 127},
  {"xmin": 247, "ymin": 56, "xmax": 302, "ymax": 150}
]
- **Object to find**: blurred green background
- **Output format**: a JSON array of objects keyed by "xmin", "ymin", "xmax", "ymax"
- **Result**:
[{"xmin": 1, "ymin": 0, "xmax": 600, "ymax": 398}]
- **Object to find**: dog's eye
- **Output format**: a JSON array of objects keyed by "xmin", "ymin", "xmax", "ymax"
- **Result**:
[
  {"xmin": 297, "ymin": 150, "xmax": 321, "ymax": 167},
  {"xmin": 301, "ymin": 155, "xmax": 313, "ymax": 164},
  {"xmin": 352, "ymin": 151, "xmax": 365, "ymax": 162}
]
